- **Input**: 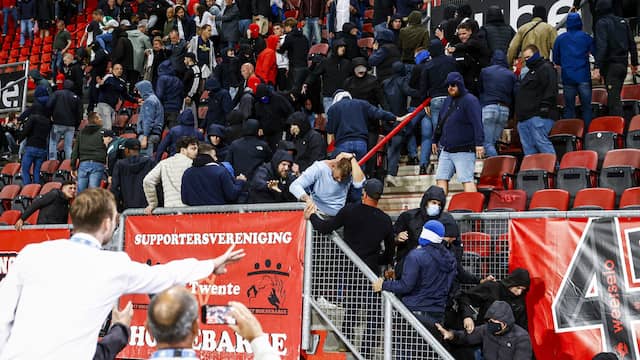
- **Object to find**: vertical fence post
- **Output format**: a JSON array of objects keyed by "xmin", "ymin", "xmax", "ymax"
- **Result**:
[
  {"xmin": 384, "ymin": 294, "xmax": 392, "ymax": 360},
  {"xmin": 301, "ymin": 220, "xmax": 313, "ymax": 350}
]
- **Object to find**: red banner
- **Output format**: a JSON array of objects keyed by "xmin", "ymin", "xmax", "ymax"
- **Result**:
[
  {"xmin": 0, "ymin": 227, "xmax": 71, "ymax": 282},
  {"xmin": 510, "ymin": 217, "xmax": 640, "ymax": 360},
  {"xmin": 119, "ymin": 211, "xmax": 306, "ymax": 360}
]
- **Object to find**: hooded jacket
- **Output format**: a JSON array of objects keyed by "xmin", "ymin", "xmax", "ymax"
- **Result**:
[
  {"xmin": 479, "ymin": 50, "xmax": 517, "ymax": 107},
  {"xmin": 451, "ymin": 301, "xmax": 533, "ymax": 360},
  {"xmin": 127, "ymin": 28, "xmax": 152, "ymax": 74},
  {"xmin": 254, "ymin": 84, "xmax": 295, "ymax": 137},
  {"xmin": 552, "ymin": 13, "xmax": 594, "ymax": 84},
  {"xmin": 338, "ymin": 23, "xmax": 362, "ymax": 61},
  {"xmin": 419, "ymin": 39, "xmax": 458, "ymax": 99},
  {"xmin": 278, "ymin": 28, "xmax": 310, "ymax": 68},
  {"xmin": 594, "ymin": 0, "xmax": 638, "ymax": 70},
  {"xmin": 395, "ymin": 0, "xmax": 422, "ymax": 18},
  {"xmin": 514, "ymin": 55, "xmax": 558, "ymax": 121},
  {"xmin": 287, "ymin": 112, "xmax": 326, "ymax": 172},
  {"xmin": 62, "ymin": 60, "xmax": 84, "ymax": 97},
  {"xmin": 181, "ymin": 154, "xmax": 244, "ymax": 206},
  {"xmin": 382, "ymin": 240, "xmax": 457, "ymax": 313},
  {"xmin": 224, "ymin": 119, "xmax": 273, "ymax": 179},
  {"xmin": 22, "ymin": 86, "xmax": 52, "ymax": 150},
  {"xmin": 28, "ymin": 70, "xmax": 52, "ymax": 94},
  {"xmin": 111, "ymin": 29, "xmax": 134, "ymax": 71},
  {"xmin": 20, "ymin": 189, "xmax": 70, "ymax": 225},
  {"xmin": 458, "ymin": 268, "xmax": 531, "ymax": 331},
  {"xmin": 305, "ymin": 40, "xmax": 352, "ymax": 98},
  {"xmin": 156, "ymin": 60, "xmax": 184, "ymax": 112},
  {"xmin": 111, "ymin": 155, "xmax": 156, "ymax": 211},
  {"xmin": 47, "ymin": 80, "xmax": 82, "ymax": 128},
  {"xmin": 71, "ymin": 124, "xmax": 107, "ymax": 170},
  {"xmin": 205, "ymin": 78, "xmax": 233, "ymax": 128},
  {"xmin": 255, "ymin": 35, "xmax": 279, "ymax": 85},
  {"xmin": 248, "ymin": 149, "xmax": 297, "ymax": 203},
  {"xmin": 207, "ymin": 124, "xmax": 229, "ymax": 160},
  {"xmin": 214, "ymin": 48, "xmax": 242, "ymax": 90},
  {"xmin": 507, "ymin": 15, "xmax": 557, "ymax": 65},
  {"xmin": 155, "ymin": 109, "xmax": 204, "ymax": 161},
  {"xmin": 383, "ymin": 61, "xmax": 418, "ymax": 116},
  {"xmin": 480, "ymin": 6, "xmax": 515, "ymax": 54},
  {"xmin": 399, "ymin": 11, "xmax": 429, "ymax": 63},
  {"xmin": 343, "ymin": 57, "xmax": 384, "ymax": 108},
  {"xmin": 368, "ymin": 29, "xmax": 401, "ymax": 82},
  {"xmin": 326, "ymin": 95, "xmax": 396, "ymax": 145},
  {"xmin": 135, "ymin": 80, "xmax": 164, "ymax": 137},
  {"xmin": 433, "ymin": 72, "xmax": 484, "ymax": 152},
  {"xmin": 451, "ymin": 27, "xmax": 491, "ymax": 96}
]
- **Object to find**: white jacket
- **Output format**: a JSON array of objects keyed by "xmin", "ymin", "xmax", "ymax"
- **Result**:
[{"xmin": 143, "ymin": 153, "xmax": 193, "ymax": 208}]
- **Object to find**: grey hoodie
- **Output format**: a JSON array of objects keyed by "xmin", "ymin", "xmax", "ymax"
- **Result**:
[{"xmin": 135, "ymin": 80, "xmax": 164, "ymax": 137}]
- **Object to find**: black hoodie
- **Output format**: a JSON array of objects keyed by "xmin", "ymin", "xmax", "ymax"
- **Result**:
[
  {"xmin": 287, "ymin": 112, "xmax": 326, "ymax": 172},
  {"xmin": 278, "ymin": 28, "xmax": 310, "ymax": 68},
  {"xmin": 305, "ymin": 39, "xmax": 352, "ymax": 98},
  {"xmin": 111, "ymin": 155, "xmax": 156, "ymax": 211},
  {"xmin": 480, "ymin": 6, "xmax": 515, "ymax": 54},
  {"xmin": 20, "ymin": 189, "xmax": 71, "ymax": 225},
  {"xmin": 248, "ymin": 149, "xmax": 297, "ymax": 203},
  {"xmin": 594, "ymin": 0, "xmax": 638, "ymax": 70},
  {"xmin": 111, "ymin": 28, "xmax": 134, "ymax": 71},
  {"xmin": 225, "ymin": 118, "xmax": 273, "ymax": 179},
  {"xmin": 343, "ymin": 57, "xmax": 384, "ymax": 109},
  {"xmin": 254, "ymin": 84, "xmax": 295, "ymax": 139},
  {"xmin": 47, "ymin": 80, "xmax": 82, "ymax": 128}
]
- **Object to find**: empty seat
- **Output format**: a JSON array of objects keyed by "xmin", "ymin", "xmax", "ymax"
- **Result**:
[
  {"xmin": 0, "ymin": 163, "xmax": 20, "ymax": 186},
  {"xmin": 621, "ymin": 84, "xmax": 640, "ymax": 122},
  {"xmin": 619, "ymin": 187, "xmax": 640, "ymax": 210},
  {"xmin": 515, "ymin": 153, "xmax": 556, "ymax": 199},
  {"xmin": 12, "ymin": 183, "xmax": 41, "ymax": 212},
  {"xmin": 584, "ymin": 116, "xmax": 625, "ymax": 169},
  {"xmin": 308, "ymin": 43, "xmax": 329, "ymax": 57},
  {"xmin": 529, "ymin": 189, "xmax": 570, "ymax": 211},
  {"xmin": 39, "ymin": 159, "xmax": 60, "ymax": 183},
  {"xmin": 486, "ymin": 190, "xmax": 527, "ymax": 212},
  {"xmin": 549, "ymin": 119, "xmax": 584, "ymax": 162},
  {"xmin": 590, "ymin": 88, "xmax": 608, "ymax": 118},
  {"xmin": 448, "ymin": 192, "xmax": 485, "ymax": 213},
  {"xmin": 627, "ymin": 115, "xmax": 640, "ymax": 149},
  {"xmin": 0, "ymin": 184, "xmax": 20, "ymax": 211},
  {"xmin": 39, "ymin": 181, "xmax": 62, "ymax": 195},
  {"xmin": 460, "ymin": 232, "xmax": 492, "ymax": 258},
  {"xmin": 52, "ymin": 159, "xmax": 72, "ymax": 182},
  {"xmin": 477, "ymin": 156, "xmax": 517, "ymax": 193},
  {"xmin": 599, "ymin": 149, "xmax": 640, "ymax": 205},
  {"xmin": 0, "ymin": 210, "xmax": 22, "ymax": 225},
  {"xmin": 556, "ymin": 150, "xmax": 599, "ymax": 205},
  {"xmin": 572, "ymin": 188, "xmax": 615, "ymax": 210}
]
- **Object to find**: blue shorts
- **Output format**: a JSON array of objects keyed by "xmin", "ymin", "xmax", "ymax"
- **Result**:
[{"xmin": 435, "ymin": 150, "xmax": 476, "ymax": 183}]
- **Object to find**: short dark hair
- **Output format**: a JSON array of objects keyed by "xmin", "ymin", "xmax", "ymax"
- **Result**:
[
  {"xmin": 523, "ymin": 44, "xmax": 539, "ymax": 54},
  {"xmin": 201, "ymin": 24, "xmax": 211, "ymax": 32},
  {"xmin": 70, "ymin": 188, "xmax": 116, "ymax": 233},
  {"xmin": 87, "ymin": 112, "xmax": 100, "ymax": 125},
  {"xmin": 176, "ymin": 136, "xmax": 199, "ymax": 152},
  {"xmin": 198, "ymin": 142, "xmax": 214, "ymax": 154},
  {"xmin": 61, "ymin": 180, "xmax": 76, "ymax": 187},
  {"xmin": 92, "ymin": 9, "xmax": 103, "ymax": 16},
  {"xmin": 457, "ymin": 21, "xmax": 474, "ymax": 32},
  {"xmin": 283, "ymin": 18, "xmax": 297, "ymax": 28}
]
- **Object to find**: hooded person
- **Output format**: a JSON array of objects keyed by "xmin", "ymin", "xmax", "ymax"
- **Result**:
[
  {"xmin": 399, "ymin": 11, "xmax": 429, "ymax": 63},
  {"xmin": 155, "ymin": 109, "xmax": 205, "ymax": 161},
  {"xmin": 303, "ymin": 39, "xmax": 352, "ymax": 112},
  {"xmin": 225, "ymin": 109, "xmax": 247, "ymax": 143},
  {"xmin": 241, "ymin": 23, "xmax": 266, "ymax": 62},
  {"xmin": 20, "ymin": 85, "xmax": 53, "ymax": 185},
  {"xmin": 248, "ymin": 149, "xmax": 297, "ymax": 203},
  {"xmin": 254, "ymin": 84, "xmax": 295, "ymax": 151},
  {"xmin": 343, "ymin": 57, "xmax": 384, "ymax": 108},
  {"xmin": 224, "ymin": 118, "xmax": 273, "ymax": 180},
  {"xmin": 506, "ymin": 4, "xmax": 557, "ymax": 65},
  {"xmin": 204, "ymin": 77, "xmax": 233, "ymax": 129},
  {"xmin": 368, "ymin": 28, "xmax": 401, "ymax": 83},
  {"xmin": 437, "ymin": 300, "xmax": 533, "ymax": 360},
  {"xmin": 375, "ymin": 220, "xmax": 458, "ymax": 328},
  {"xmin": 207, "ymin": 123, "xmax": 229, "ymax": 160},
  {"xmin": 29, "ymin": 70, "xmax": 52, "ymax": 94},
  {"xmin": 214, "ymin": 47, "xmax": 242, "ymax": 92},
  {"xmin": 287, "ymin": 111, "xmax": 326, "ymax": 172},
  {"xmin": 46, "ymin": 80, "xmax": 82, "ymax": 160},
  {"xmin": 480, "ymin": 6, "xmax": 515, "ymax": 54},
  {"xmin": 437, "ymin": 4, "xmax": 458, "ymax": 45},
  {"xmin": 338, "ymin": 22, "xmax": 361, "ymax": 60},
  {"xmin": 110, "ymin": 138, "xmax": 156, "ymax": 212},
  {"xmin": 134, "ymin": 80, "xmax": 164, "ymax": 157},
  {"xmin": 457, "ymin": 268, "xmax": 531, "ymax": 334},
  {"xmin": 255, "ymin": 35, "xmax": 279, "ymax": 85},
  {"xmin": 156, "ymin": 60, "xmax": 185, "ymax": 129},
  {"xmin": 393, "ymin": 185, "xmax": 457, "ymax": 277}
]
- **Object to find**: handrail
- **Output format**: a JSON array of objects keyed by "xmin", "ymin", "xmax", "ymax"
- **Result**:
[
  {"xmin": 308, "ymin": 298, "xmax": 366, "ymax": 360},
  {"xmin": 451, "ymin": 209, "xmax": 640, "ymax": 221},
  {"xmin": 358, "ymin": 97, "xmax": 432, "ymax": 165}
]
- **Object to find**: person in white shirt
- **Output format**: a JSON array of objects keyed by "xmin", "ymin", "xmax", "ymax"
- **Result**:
[
  {"xmin": 0, "ymin": 188, "xmax": 245, "ymax": 360},
  {"xmin": 147, "ymin": 286, "xmax": 280, "ymax": 359}
]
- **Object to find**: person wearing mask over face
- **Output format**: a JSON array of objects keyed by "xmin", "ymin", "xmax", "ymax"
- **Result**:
[
  {"xmin": 254, "ymin": 83, "xmax": 295, "ymax": 151},
  {"xmin": 399, "ymin": 11, "xmax": 429, "ymax": 64},
  {"xmin": 0, "ymin": 188, "xmax": 246, "ymax": 359},
  {"xmin": 225, "ymin": 118, "xmax": 273, "ymax": 180},
  {"xmin": 302, "ymin": 39, "xmax": 352, "ymax": 114},
  {"xmin": 343, "ymin": 57, "xmax": 384, "ymax": 108},
  {"xmin": 393, "ymin": 185, "xmax": 456, "ymax": 279},
  {"xmin": 248, "ymin": 149, "xmax": 297, "ymax": 203},
  {"xmin": 338, "ymin": 22, "xmax": 361, "ymax": 60},
  {"xmin": 368, "ymin": 28, "xmax": 401, "ymax": 83},
  {"xmin": 436, "ymin": 301, "xmax": 533, "ymax": 360},
  {"xmin": 15, "ymin": 180, "xmax": 76, "ymax": 230},
  {"xmin": 287, "ymin": 112, "xmax": 326, "ymax": 173}
]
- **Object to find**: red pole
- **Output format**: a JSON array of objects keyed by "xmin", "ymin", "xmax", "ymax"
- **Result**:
[{"xmin": 358, "ymin": 97, "xmax": 432, "ymax": 166}]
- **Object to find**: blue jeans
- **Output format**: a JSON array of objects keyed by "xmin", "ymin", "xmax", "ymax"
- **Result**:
[
  {"xmin": 334, "ymin": 139, "xmax": 367, "ymax": 160},
  {"xmin": 563, "ymin": 81, "xmax": 592, "ymax": 129},
  {"xmin": 387, "ymin": 112, "xmax": 420, "ymax": 176},
  {"xmin": 421, "ymin": 96, "xmax": 446, "ymax": 166},
  {"xmin": 49, "ymin": 124, "xmax": 75, "ymax": 160},
  {"xmin": 435, "ymin": 150, "xmax": 476, "ymax": 183},
  {"xmin": 302, "ymin": 17, "xmax": 321, "ymax": 45},
  {"xmin": 96, "ymin": 32, "xmax": 113, "ymax": 52},
  {"xmin": 77, "ymin": 161, "xmax": 105, "ymax": 193},
  {"xmin": 3, "ymin": 7, "xmax": 17, "ymax": 35},
  {"xmin": 19, "ymin": 19, "xmax": 33, "ymax": 46},
  {"xmin": 21, "ymin": 146, "xmax": 47, "ymax": 184},
  {"xmin": 482, "ymin": 104, "xmax": 510, "ymax": 157},
  {"xmin": 238, "ymin": 19, "xmax": 251, "ymax": 36},
  {"xmin": 517, "ymin": 116, "xmax": 555, "ymax": 155},
  {"xmin": 51, "ymin": 50, "xmax": 63, "ymax": 78}
]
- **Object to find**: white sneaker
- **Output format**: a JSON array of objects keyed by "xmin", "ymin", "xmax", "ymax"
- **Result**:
[{"xmin": 385, "ymin": 175, "xmax": 400, "ymax": 187}]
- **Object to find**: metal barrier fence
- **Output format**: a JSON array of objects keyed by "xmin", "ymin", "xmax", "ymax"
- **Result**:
[{"xmin": 310, "ymin": 230, "xmax": 455, "ymax": 360}]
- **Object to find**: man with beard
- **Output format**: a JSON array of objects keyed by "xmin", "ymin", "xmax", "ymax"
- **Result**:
[{"xmin": 248, "ymin": 149, "xmax": 297, "ymax": 203}]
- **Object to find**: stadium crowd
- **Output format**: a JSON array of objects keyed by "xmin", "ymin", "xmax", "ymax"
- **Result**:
[{"xmin": 0, "ymin": 0, "xmax": 638, "ymax": 357}]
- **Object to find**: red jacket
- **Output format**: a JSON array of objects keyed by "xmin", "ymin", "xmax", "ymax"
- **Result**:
[{"xmin": 255, "ymin": 35, "xmax": 279, "ymax": 85}]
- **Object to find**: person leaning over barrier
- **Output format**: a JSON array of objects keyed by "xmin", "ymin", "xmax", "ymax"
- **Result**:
[
  {"xmin": 147, "ymin": 286, "xmax": 280, "ymax": 359},
  {"xmin": 14, "ymin": 180, "xmax": 77, "ymax": 230},
  {"xmin": 0, "ymin": 188, "xmax": 245, "ymax": 359}
]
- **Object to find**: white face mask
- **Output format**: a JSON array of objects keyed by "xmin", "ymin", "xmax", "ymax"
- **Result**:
[{"xmin": 427, "ymin": 204, "xmax": 440, "ymax": 217}]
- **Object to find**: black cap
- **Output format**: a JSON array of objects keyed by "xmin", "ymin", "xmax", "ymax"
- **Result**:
[
  {"xmin": 101, "ymin": 129, "xmax": 115, "ymax": 137},
  {"xmin": 364, "ymin": 179, "xmax": 384, "ymax": 200},
  {"xmin": 185, "ymin": 52, "xmax": 197, "ymax": 61},
  {"xmin": 123, "ymin": 138, "xmax": 141, "ymax": 150}
]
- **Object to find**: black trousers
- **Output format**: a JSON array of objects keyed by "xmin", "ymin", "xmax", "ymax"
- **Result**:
[{"xmin": 605, "ymin": 63, "xmax": 628, "ymax": 117}]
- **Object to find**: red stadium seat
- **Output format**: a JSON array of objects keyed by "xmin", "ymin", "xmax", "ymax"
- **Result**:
[
  {"xmin": 461, "ymin": 232, "xmax": 492, "ymax": 258},
  {"xmin": 556, "ymin": 150, "xmax": 598, "ymax": 206},
  {"xmin": 362, "ymin": 23, "xmax": 374, "ymax": 35},
  {"xmin": 448, "ymin": 192, "xmax": 484, "ymax": 213},
  {"xmin": 0, "ymin": 163, "xmax": 20, "ymax": 186},
  {"xmin": 12, "ymin": 183, "xmax": 42, "ymax": 212},
  {"xmin": 0, "ymin": 184, "xmax": 21, "ymax": 210},
  {"xmin": 622, "ymin": 84, "xmax": 640, "ymax": 101},
  {"xmin": 529, "ymin": 189, "xmax": 570, "ymax": 211},
  {"xmin": 39, "ymin": 159, "xmax": 60, "ymax": 183},
  {"xmin": 363, "ymin": 9, "xmax": 374, "ymax": 20},
  {"xmin": 599, "ymin": 149, "xmax": 640, "ymax": 205},
  {"xmin": 550, "ymin": 118, "xmax": 584, "ymax": 161},
  {"xmin": 0, "ymin": 210, "xmax": 22, "ymax": 225},
  {"xmin": 585, "ymin": 116, "xmax": 625, "ymax": 169},
  {"xmin": 627, "ymin": 115, "xmax": 640, "ymax": 149},
  {"xmin": 283, "ymin": 10, "xmax": 299, "ymax": 19},
  {"xmin": 25, "ymin": 209, "xmax": 39, "ymax": 225},
  {"xmin": 52, "ymin": 159, "xmax": 73, "ymax": 182},
  {"xmin": 308, "ymin": 43, "xmax": 329, "ymax": 57},
  {"xmin": 477, "ymin": 155, "xmax": 517, "ymax": 192},
  {"xmin": 572, "ymin": 188, "xmax": 615, "ymax": 210},
  {"xmin": 515, "ymin": 153, "xmax": 556, "ymax": 199},
  {"xmin": 39, "ymin": 181, "xmax": 62, "ymax": 195},
  {"xmin": 619, "ymin": 187, "xmax": 640, "ymax": 210},
  {"xmin": 486, "ymin": 190, "xmax": 527, "ymax": 212}
]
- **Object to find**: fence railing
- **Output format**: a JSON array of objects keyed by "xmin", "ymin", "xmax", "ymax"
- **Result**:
[{"xmin": 309, "ymin": 229, "xmax": 455, "ymax": 360}]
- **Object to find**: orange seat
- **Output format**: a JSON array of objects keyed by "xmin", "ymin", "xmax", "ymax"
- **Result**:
[
  {"xmin": 308, "ymin": 43, "xmax": 329, "ymax": 57},
  {"xmin": 0, "ymin": 184, "xmax": 21, "ymax": 210},
  {"xmin": 477, "ymin": 155, "xmax": 517, "ymax": 192},
  {"xmin": 39, "ymin": 181, "xmax": 62, "ymax": 195},
  {"xmin": 0, "ymin": 210, "xmax": 22, "ymax": 225},
  {"xmin": 357, "ymin": 37, "xmax": 374, "ymax": 49},
  {"xmin": 622, "ymin": 84, "xmax": 640, "ymax": 101},
  {"xmin": 627, "ymin": 115, "xmax": 640, "ymax": 149},
  {"xmin": 572, "ymin": 188, "xmax": 615, "ymax": 210},
  {"xmin": 550, "ymin": 118, "xmax": 584, "ymax": 160},
  {"xmin": 0, "ymin": 163, "xmax": 21, "ymax": 186},
  {"xmin": 529, "ymin": 189, "xmax": 570, "ymax": 211},
  {"xmin": 53, "ymin": 159, "xmax": 73, "ymax": 182},
  {"xmin": 39, "ymin": 159, "xmax": 60, "ymax": 182},
  {"xmin": 619, "ymin": 187, "xmax": 640, "ymax": 210},
  {"xmin": 448, "ymin": 192, "xmax": 484, "ymax": 213}
]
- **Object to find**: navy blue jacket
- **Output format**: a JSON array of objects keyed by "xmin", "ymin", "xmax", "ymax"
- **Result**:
[
  {"xmin": 224, "ymin": 119, "xmax": 273, "ymax": 179},
  {"xmin": 395, "ymin": 0, "xmax": 422, "ymax": 18},
  {"xmin": 17, "ymin": 0, "xmax": 35, "ymax": 19},
  {"xmin": 205, "ymin": 78, "xmax": 233, "ymax": 128},
  {"xmin": 384, "ymin": 62, "xmax": 418, "ymax": 116},
  {"xmin": 326, "ymin": 97, "xmax": 396, "ymax": 145},
  {"xmin": 111, "ymin": 155, "xmax": 155, "ymax": 211},
  {"xmin": 248, "ymin": 150, "xmax": 297, "ymax": 203},
  {"xmin": 155, "ymin": 109, "xmax": 204, "ymax": 161},
  {"xmin": 420, "ymin": 39, "xmax": 457, "ymax": 99},
  {"xmin": 155, "ymin": 60, "xmax": 184, "ymax": 112},
  {"xmin": 181, "ymin": 154, "xmax": 243, "ymax": 206},
  {"xmin": 383, "ymin": 243, "xmax": 457, "ymax": 312},
  {"xmin": 98, "ymin": 74, "xmax": 136, "ymax": 109},
  {"xmin": 552, "ymin": 13, "xmax": 594, "ymax": 84},
  {"xmin": 478, "ymin": 50, "xmax": 517, "ymax": 107},
  {"xmin": 433, "ymin": 72, "xmax": 484, "ymax": 152}
]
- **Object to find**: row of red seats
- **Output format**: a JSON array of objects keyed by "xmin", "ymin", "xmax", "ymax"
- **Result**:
[{"xmin": 0, "ymin": 160, "xmax": 72, "ymax": 188}]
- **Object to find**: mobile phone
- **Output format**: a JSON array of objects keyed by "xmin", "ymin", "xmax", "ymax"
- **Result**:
[{"xmin": 201, "ymin": 305, "xmax": 236, "ymax": 325}]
